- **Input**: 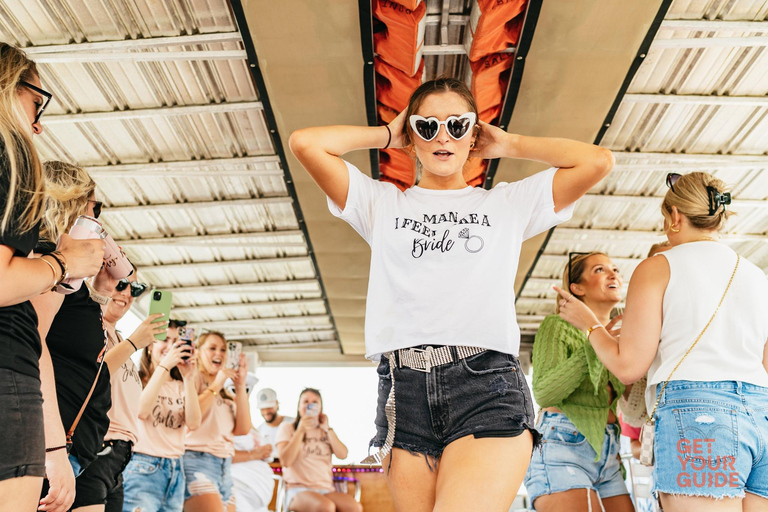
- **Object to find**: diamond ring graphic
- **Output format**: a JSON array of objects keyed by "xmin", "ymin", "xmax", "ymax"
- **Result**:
[{"xmin": 458, "ymin": 228, "xmax": 484, "ymax": 253}]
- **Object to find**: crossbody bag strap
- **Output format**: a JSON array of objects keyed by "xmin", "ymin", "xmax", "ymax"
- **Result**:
[
  {"xmin": 647, "ymin": 254, "xmax": 740, "ymax": 422},
  {"xmin": 66, "ymin": 337, "xmax": 108, "ymax": 448}
]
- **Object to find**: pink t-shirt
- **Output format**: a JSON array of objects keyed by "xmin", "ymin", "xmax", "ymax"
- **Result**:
[
  {"xmin": 275, "ymin": 423, "xmax": 333, "ymax": 491},
  {"xmin": 105, "ymin": 330, "xmax": 142, "ymax": 444},
  {"xmin": 134, "ymin": 379, "xmax": 187, "ymax": 458},
  {"xmin": 619, "ymin": 415, "xmax": 641, "ymax": 441},
  {"xmin": 185, "ymin": 376, "xmax": 236, "ymax": 459}
]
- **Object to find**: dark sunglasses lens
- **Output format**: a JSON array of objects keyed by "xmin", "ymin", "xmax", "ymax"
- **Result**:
[
  {"xmin": 115, "ymin": 279, "xmax": 129, "ymax": 292},
  {"xmin": 447, "ymin": 118, "xmax": 470, "ymax": 139},
  {"xmin": 415, "ymin": 119, "xmax": 438, "ymax": 141},
  {"xmin": 93, "ymin": 202, "xmax": 102, "ymax": 219},
  {"xmin": 130, "ymin": 283, "xmax": 147, "ymax": 297},
  {"xmin": 666, "ymin": 173, "xmax": 681, "ymax": 190}
]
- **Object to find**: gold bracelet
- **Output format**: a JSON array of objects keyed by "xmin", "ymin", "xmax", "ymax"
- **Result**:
[
  {"xmin": 587, "ymin": 324, "xmax": 604, "ymax": 338},
  {"xmin": 39, "ymin": 256, "xmax": 59, "ymax": 291},
  {"xmin": 206, "ymin": 387, "xmax": 218, "ymax": 396}
]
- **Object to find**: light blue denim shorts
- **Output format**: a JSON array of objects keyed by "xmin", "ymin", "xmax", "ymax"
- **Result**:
[
  {"xmin": 652, "ymin": 380, "xmax": 768, "ymax": 500},
  {"xmin": 524, "ymin": 412, "xmax": 628, "ymax": 507},
  {"xmin": 122, "ymin": 453, "xmax": 184, "ymax": 512},
  {"xmin": 285, "ymin": 486, "xmax": 332, "ymax": 509},
  {"xmin": 182, "ymin": 451, "xmax": 234, "ymax": 505}
]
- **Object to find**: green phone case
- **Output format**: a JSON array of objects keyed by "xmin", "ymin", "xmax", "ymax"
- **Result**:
[{"xmin": 148, "ymin": 289, "xmax": 173, "ymax": 340}]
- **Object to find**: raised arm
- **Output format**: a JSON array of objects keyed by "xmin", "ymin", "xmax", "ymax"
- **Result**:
[
  {"xmin": 470, "ymin": 121, "xmax": 614, "ymax": 212},
  {"xmin": 556, "ymin": 256, "xmax": 668, "ymax": 384},
  {"xmin": 289, "ymin": 113, "xmax": 403, "ymax": 209}
]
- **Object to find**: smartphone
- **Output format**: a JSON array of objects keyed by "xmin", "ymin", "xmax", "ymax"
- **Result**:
[
  {"xmin": 226, "ymin": 341, "xmax": 242, "ymax": 371},
  {"xmin": 148, "ymin": 290, "xmax": 173, "ymax": 340},
  {"xmin": 306, "ymin": 403, "xmax": 318, "ymax": 417},
  {"xmin": 178, "ymin": 327, "xmax": 195, "ymax": 360}
]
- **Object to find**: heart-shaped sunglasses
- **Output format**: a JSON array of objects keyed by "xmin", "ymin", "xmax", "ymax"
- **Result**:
[{"xmin": 409, "ymin": 112, "xmax": 476, "ymax": 142}]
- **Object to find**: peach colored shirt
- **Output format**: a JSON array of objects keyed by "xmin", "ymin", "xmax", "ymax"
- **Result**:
[
  {"xmin": 185, "ymin": 375, "xmax": 236, "ymax": 459},
  {"xmin": 275, "ymin": 423, "xmax": 334, "ymax": 491},
  {"xmin": 105, "ymin": 331, "xmax": 141, "ymax": 444},
  {"xmin": 134, "ymin": 379, "xmax": 188, "ymax": 458}
]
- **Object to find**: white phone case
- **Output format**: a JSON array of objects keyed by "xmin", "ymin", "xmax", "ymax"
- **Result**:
[{"xmin": 226, "ymin": 341, "xmax": 242, "ymax": 371}]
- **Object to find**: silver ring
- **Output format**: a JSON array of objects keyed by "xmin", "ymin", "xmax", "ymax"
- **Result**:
[{"xmin": 565, "ymin": 294, "xmax": 573, "ymax": 303}]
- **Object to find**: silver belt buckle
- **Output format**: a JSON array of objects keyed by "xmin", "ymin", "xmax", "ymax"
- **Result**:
[{"xmin": 409, "ymin": 346, "xmax": 434, "ymax": 373}]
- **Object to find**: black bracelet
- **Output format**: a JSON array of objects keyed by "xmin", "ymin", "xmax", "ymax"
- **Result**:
[
  {"xmin": 46, "ymin": 445, "xmax": 67, "ymax": 453},
  {"xmin": 383, "ymin": 125, "xmax": 391, "ymax": 150},
  {"xmin": 126, "ymin": 338, "xmax": 138, "ymax": 351}
]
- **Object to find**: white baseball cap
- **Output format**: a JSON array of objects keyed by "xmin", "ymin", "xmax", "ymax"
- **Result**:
[
  {"xmin": 257, "ymin": 388, "xmax": 278, "ymax": 409},
  {"xmin": 224, "ymin": 373, "xmax": 258, "ymax": 396}
]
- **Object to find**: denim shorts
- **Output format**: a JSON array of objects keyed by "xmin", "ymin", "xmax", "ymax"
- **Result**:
[
  {"xmin": 122, "ymin": 453, "xmax": 185, "ymax": 512},
  {"xmin": 651, "ymin": 380, "xmax": 768, "ymax": 500},
  {"xmin": 182, "ymin": 451, "xmax": 234, "ymax": 505},
  {"xmin": 0, "ymin": 369, "xmax": 45, "ymax": 482},
  {"xmin": 524, "ymin": 412, "xmax": 628, "ymax": 507},
  {"xmin": 370, "ymin": 348, "xmax": 540, "ymax": 463},
  {"xmin": 72, "ymin": 440, "xmax": 132, "ymax": 511},
  {"xmin": 285, "ymin": 486, "xmax": 332, "ymax": 509}
]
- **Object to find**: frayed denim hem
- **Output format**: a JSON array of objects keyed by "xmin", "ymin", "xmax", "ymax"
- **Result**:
[
  {"xmin": 367, "ymin": 437, "xmax": 442, "ymax": 474},
  {"xmin": 653, "ymin": 487, "xmax": 747, "ymax": 500}
]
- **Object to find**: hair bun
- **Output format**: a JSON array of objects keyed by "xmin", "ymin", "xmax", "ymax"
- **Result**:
[{"xmin": 706, "ymin": 186, "xmax": 731, "ymax": 216}]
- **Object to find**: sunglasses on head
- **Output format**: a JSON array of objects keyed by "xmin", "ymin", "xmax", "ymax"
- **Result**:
[
  {"xmin": 88, "ymin": 200, "xmax": 103, "ymax": 219},
  {"xmin": 19, "ymin": 81, "xmax": 53, "ymax": 124},
  {"xmin": 666, "ymin": 172, "xmax": 731, "ymax": 215},
  {"xmin": 115, "ymin": 279, "xmax": 147, "ymax": 297},
  {"xmin": 409, "ymin": 112, "xmax": 476, "ymax": 142}
]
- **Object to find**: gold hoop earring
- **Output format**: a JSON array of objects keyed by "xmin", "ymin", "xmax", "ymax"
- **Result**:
[
  {"xmin": 670, "ymin": 224, "xmax": 680, "ymax": 233},
  {"xmin": 470, "ymin": 141, "xmax": 475, "ymax": 149}
]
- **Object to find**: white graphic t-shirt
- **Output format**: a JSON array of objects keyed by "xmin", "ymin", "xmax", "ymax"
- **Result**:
[{"xmin": 328, "ymin": 160, "xmax": 574, "ymax": 360}]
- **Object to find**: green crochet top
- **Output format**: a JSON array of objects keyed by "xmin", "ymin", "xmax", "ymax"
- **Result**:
[{"xmin": 532, "ymin": 315, "xmax": 625, "ymax": 460}]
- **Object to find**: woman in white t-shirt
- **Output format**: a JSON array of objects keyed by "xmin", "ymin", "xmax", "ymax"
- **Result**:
[
  {"xmin": 557, "ymin": 172, "xmax": 768, "ymax": 511},
  {"xmin": 122, "ymin": 320, "xmax": 202, "ymax": 512},
  {"xmin": 275, "ymin": 388, "xmax": 357, "ymax": 512},
  {"xmin": 289, "ymin": 77, "xmax": 615, "ymax": 511}
]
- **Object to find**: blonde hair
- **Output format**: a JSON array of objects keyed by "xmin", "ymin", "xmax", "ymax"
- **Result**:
[
  {"xmin": 39, "ymin": 161, "xmax": 96, "ymax": 243},
  {"xmin": 555, "ymin": 252, "xmax": 606, "ymax": 314},
  {"xmin": 647, "ymin": 241, "xmax": 670, "ymax": 258},
  {"xmin": 196, "ymin": 331, "xmax": 233, "ymax": 400},
  {"xmin": 0, "ymin": 43, "xmax": 45, "ymax": 235},
  {"xmin": 661, "ymin": 172, "xmax": 735, "ymax": 233}
]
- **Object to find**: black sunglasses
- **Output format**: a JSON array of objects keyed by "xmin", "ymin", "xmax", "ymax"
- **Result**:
[
  {"xmin": 88, "ymin": 200, "xmax": 103, "ymax": 219},
  {"xmin": 666, "ymin": 173, "xmax": 682, "ymax": 193},
  {"xmin": 170, "ymin": 319, "xmax": 187, "ymax": 327},
  {"xmin": 115, "ymin": 279, "xmax": 148, "ymax": 297},
  {"xmin": 19, "ymin": 81, "xmax": 53, "ymax": 124},
  {"xmin": 567, "ymin": 251, "xmax": 591, "ymax": 288}
]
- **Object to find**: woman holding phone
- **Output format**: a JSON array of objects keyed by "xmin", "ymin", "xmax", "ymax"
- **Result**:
[
  {"xmin": 183, "ymin": 332, "xmax": 251, "ymax": 512},
  {"xmin": 122, "ymin": 320, "xmax": 202, "ymax": 512},
  {"xmin": 276, "ymin": 388, "xmax": 358, "ymax": 512},
  {"xmin": 0, "ymin": 44, "xmax": 103, "ymax": 511}
]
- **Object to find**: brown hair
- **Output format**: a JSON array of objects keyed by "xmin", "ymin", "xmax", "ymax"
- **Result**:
[
  {"xmin": 0, "ymin": 43, "xmax": 45, "ymax": 235},
  {"xmin": 661, "ymin": 172, "xmax": 735, "ymax": 233},
  {"xmin": 196, "ymin": 331, "xmax": 233, "ymax": 401},
  {"xmin": 139, "ymin": 317, "xmax": 183, "ymax": 386},
  {"xmin": 292, "ymin": 387, "xmax": 323, "ymax": 432},
  {"xmin": 555, "ymin": 252, "xmax": 607, "ymax": 314},
  {"xmin": 39, "ymin": 160, "xmax": 97, "ymax": 243}
]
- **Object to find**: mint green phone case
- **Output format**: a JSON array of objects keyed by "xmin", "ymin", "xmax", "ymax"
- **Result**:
[{"xmin": 148, "ymin": 289, "xmax": 173, "ymax": 340}]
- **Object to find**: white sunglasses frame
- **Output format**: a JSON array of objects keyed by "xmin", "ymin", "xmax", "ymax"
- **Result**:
[{"xmin": 409, "ymin": 112, "xmax": 477, "ymax": 142}]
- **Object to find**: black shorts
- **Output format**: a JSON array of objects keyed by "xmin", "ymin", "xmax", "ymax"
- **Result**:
[
  {"xmin": 0, "ymin": 369, "xmax": 45, "ymax": 482},
  {"xmin": 371, "ymin": 348, "xmax": 541, "ymax": 461},
  {"xmin": 72, "ymin": 439, "xmax": 132, "ymax": 511}
]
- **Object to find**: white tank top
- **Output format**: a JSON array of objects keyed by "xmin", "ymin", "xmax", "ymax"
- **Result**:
[{"xmin": 646, "ymin": 242, "xmax": 768, "ymax": 401}]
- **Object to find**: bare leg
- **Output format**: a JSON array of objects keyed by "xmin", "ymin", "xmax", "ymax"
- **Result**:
[
  {"xmin": 0, "ymin": 476, "xmax": 43, "ymax": 512},
  {"xmin": 72, "ymin": 506, "xmax": 105, "ymax": 512},
  {"xmin": 743, "ymin": 492, "xmax": 768, "ymax": 512},
  {"xmin": 288, "ymin": 491, "xmax": 336, "ymax": 512},
  {"xmin": 433, "ymin": 432, "xmax": 533, "ymax": 512},
  {"xmin": 325, "ymin": 491, "xmax": 362, "ymax": 512},
  {"xmin": 184, "ymin": 494, "xmax": 226, "ymax": 512},
  {"xmin": 534, "ymin": 488, "xmax": 604, "ymax": 512},
  {"xmin": 602, "ymin": 494, "xmax": 635, "ymax": 512},
  {"xmin": 659, "ymin": 493, "xmax": 742, "ymax": 512},
  {"xmin": 382, "ymin": 448, "xmax": 438, "ymax": 512}
]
